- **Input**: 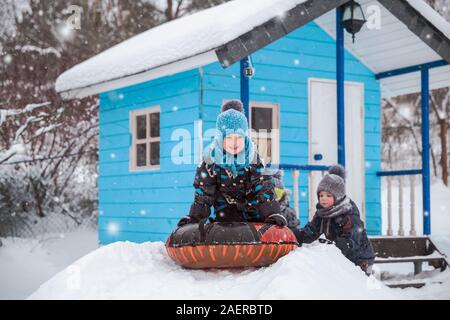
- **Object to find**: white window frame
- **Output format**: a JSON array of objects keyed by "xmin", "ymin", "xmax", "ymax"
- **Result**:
[
  {"xmin": 129, "ymin": 106, "xmax": 161, "ymax": 172},
  {"xmin": 249, "ymin": 101, "xmax": 280, "ymax": 165}
]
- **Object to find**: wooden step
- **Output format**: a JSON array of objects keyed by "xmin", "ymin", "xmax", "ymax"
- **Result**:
[
  {"xmin": 374, "ymin": 254, "xmax": 446, "ymax": 264},
  {"xmin": 369, "ymin": 236, "xmax": 449, "ymax": 275},
  {"xmin": 386, "ymin": 282, "xmax": 426, "ymax": 289}
]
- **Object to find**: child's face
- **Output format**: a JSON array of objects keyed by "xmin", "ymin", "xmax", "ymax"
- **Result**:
[
  {"xmin": 319, "ymin": 191, "xmax": 334, "ymax": 208},
  {"xmin": 223, "ymin": 134, "xmax": 245, "ymax": 155}
]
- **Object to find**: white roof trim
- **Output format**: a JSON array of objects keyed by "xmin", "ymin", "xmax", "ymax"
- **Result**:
[{"xmin": 60, "ymin": 50, "xmax": 217, "ymax": 99}]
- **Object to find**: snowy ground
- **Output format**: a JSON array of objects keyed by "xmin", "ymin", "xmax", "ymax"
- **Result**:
[
  {"xmin": 27, "ymin": 240, "xmax": 450, "ymax": 300},
  {"xmin": 2, "ymin": 183, "xmax": 450, "ymax": 300},
  {"xmin": 0, "ymin": 229, "xmax": 98, "ymax": 299}
]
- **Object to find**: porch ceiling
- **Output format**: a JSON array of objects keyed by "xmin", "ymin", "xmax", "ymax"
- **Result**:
[{"xmin": 314, "ymin": 0, "xmax": 450, "ymax": 97}]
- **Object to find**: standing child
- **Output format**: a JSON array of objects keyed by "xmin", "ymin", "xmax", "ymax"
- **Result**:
[
  {"xmin": 292, "ymin": 165, "xmax": 375, "ymax": 275},
  {"xmin": 177, "ymin": 100, "xmax": 287, "ymax": 227}
]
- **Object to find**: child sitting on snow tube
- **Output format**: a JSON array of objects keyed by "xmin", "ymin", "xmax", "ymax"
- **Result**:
[
  {"xmin": 177, "ymin": 99, "xmax": 288, "ymax": 229},
  {"xmin": 292, "ymin": 165, "xmax": 375, "ymax": 275}
]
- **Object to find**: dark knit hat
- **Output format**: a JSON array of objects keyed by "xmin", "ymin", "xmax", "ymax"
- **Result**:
[{"xmin": 317, "ymin": 164, "xmax": 346, "ymax": 202}]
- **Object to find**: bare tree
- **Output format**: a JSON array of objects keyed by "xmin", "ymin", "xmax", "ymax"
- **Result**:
[{"xmin": 430, "ymin": 88, "xmax": 450, "ymax": 185}]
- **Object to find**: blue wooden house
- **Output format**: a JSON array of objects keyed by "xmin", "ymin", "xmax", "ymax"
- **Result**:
[{"xmin": 56, "ymin": 0, "xmax": 450, "ymax": 244}]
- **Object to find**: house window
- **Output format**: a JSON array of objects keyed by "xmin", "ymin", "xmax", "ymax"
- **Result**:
[
  {"xmin": 249, "ymin": 102, "xmax": 280, "ymax": 164},
  {"xmin": 130, "ymin": 106, "xmax": 160, "ymax": 171}
]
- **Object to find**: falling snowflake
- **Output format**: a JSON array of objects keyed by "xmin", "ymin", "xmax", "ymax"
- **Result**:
[
  {"xmin": 118, "ymin": 94, "xmax": 124, "ymax": 100},
  {"xmin": 300, "ymin": 191, "xmax": 307, "ymax": 198},
  {"xmin": 260, "ymin": 86, "xmax": 266, "ymax": 92},
  {"xmin": 365, "ymin": 161, "xmax": 372, "ymax": 169},
  {"xmin": 399, "ymin": 106, "xmax": 411, "ymax": 118},
  {"xmin": 200, "ymin": 171, "xmax": 207, "ymax": 179},
  {"xmin": 276, "ymin": 11, "xmax": 287, "ymax": 20},
  {"xmin": 99, "ymin": 210, "xmax": 104, "ymax": 216},
  {"xmin": 110, "ymin": 153, "xmax": 116, "ymax": 159},
  {"xmin": 172, "ymin": 105, "xmax": 178, "ymax": 112},
  {"xmin": 140, "ymin": 209, "xmax": 147, "ymax": 216},
  {"xmin": 107, "ymin": 222, "xmax": 119, "ymax": 235},
  {"xmin": 293, "ymin": 59, "xmax": 300, "ymax": 65},
  {"xmin": 3, "ymin": 54, "xmax": 12, "ymax": 64},
  {"xmin": 231, "ymin": 74, "xmax": 237, "ymax": 79},
  {"xmin": 57, "ymin": 23, "xmax": 75, "ymax": 41},
  {"xmin": 424, "ymin": 211, "xmax": 429, "ymax": 217}
]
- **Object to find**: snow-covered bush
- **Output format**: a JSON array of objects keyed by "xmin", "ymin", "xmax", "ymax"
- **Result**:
[{"xmin": 0, "ymin": 102, "xmax": 98, "ymax": 237}]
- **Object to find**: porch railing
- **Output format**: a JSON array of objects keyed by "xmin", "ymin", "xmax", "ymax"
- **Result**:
[{"xmin": 376, "ymin": 169, "xmax": 422, "ymax": 236}]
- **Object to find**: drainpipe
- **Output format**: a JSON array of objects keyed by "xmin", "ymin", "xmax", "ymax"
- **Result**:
[{"xmin": 197, "ymin": 67, "xmax": 204, "ymax": 163}]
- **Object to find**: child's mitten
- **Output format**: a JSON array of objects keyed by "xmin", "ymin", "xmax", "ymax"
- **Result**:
[
  {"xmin": 177, "ymin": 215, "xmax": 199, "ymax": 227},
  {"xmin": 265, "ymin": 213, "xmax": 287, "ymax": 227}
]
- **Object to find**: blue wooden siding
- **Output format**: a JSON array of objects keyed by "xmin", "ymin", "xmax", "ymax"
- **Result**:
[
  {"xmin": 98, "ymin": 69, "xmax": 201, "ymax": 244},
  {"xmin": 98, "ymin": 21, "xmax": 381, "ymax": 244}
]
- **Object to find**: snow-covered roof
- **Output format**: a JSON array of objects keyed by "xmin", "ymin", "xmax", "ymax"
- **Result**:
[
  {"xmin": 56, "ymin": 0, "xmax": 308, "ymax": 99},
  {"xmin": 56, "ymin": 0, "xmax": 450, "ymax": 99}
]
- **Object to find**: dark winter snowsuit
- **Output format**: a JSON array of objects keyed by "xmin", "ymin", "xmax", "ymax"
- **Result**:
[
  {"xmin": 187, "ymin": 152, "xmax": 281, "ymax": 223},
  {"xmin": 293, "ymin": 199, "xmax": 375, "ymax": 272},
  {"xmin": 180, "ymin": 99, "xmax": 284, "ymax": 226}
]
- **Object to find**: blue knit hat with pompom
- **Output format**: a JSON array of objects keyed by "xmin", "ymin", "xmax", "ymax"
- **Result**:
[
  {"xmin": 216, "ymin": 100, "xmax": 248, "ymax": 137},
  {"xmin": 204, "ymin": 100, "xmax": 255, "ymax": 177}
]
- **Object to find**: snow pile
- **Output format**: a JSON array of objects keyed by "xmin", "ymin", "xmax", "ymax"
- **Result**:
[
  {"xmin": 55, "ymin": 0, "xmax": 307, "ymax": 93},
  {"xmin": 29, "ymin": 241, "xmax": 399, "ymax": 300},
  {"xmin": 0, "ymin": 229, "xmax": 98, "ymax": 299}
]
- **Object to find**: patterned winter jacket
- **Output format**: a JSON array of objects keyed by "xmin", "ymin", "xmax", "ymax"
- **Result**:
[
  {"xmin": 297, "ymin": 200, "xmax": 375, "ymax": 266},
  {"xmin": 187, "ymin": 153, "xmax": 281, "ymax": 223}
]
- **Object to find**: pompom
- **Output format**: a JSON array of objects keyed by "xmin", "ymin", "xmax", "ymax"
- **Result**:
[
  {"xmin": 328, "ymin": 164, "xmax": 346, "ymax": 180},
  {"xmin": 221, "ymin": 99, "xmax": 244, "ymax": 113}
]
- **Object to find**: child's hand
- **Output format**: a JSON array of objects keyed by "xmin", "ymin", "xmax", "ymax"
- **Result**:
[
  {"xmin": 177, "ymin": 216, "xmax": 198, "ymax": 227},
  {"xmin": 265, "ymin": 213, "xmax": 287, "ymax": 227}
]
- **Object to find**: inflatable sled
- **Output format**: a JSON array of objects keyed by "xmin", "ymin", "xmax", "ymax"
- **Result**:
[{"xmin": 166, "ymin": 221, "xmax": 298, "ymax": 269}]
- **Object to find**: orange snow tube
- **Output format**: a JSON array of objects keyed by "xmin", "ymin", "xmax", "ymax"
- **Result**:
[{"xmin": 166, "ymin": 221, "xmax": 298, "ymax": 269}]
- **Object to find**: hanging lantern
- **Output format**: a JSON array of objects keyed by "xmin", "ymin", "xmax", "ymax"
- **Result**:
[
  {"xmin": 342, "ymin": 0, "xmax": 367, "ymax": 43},
  {"xmin": 242, "ymin": 56, "xmax": 255, "ymax": 78}
]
